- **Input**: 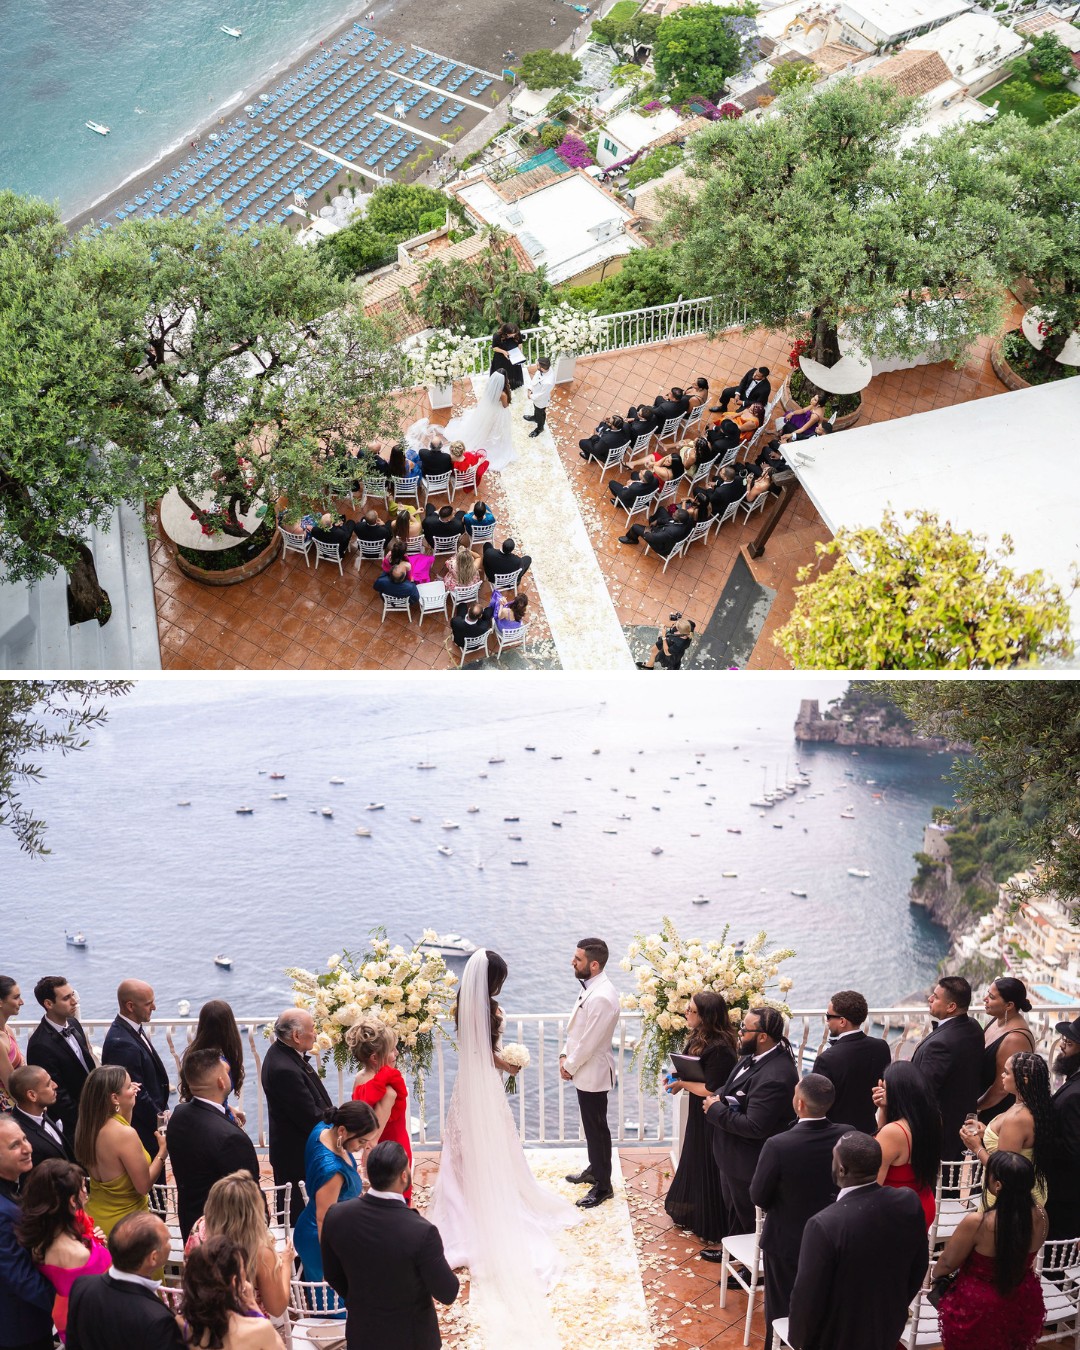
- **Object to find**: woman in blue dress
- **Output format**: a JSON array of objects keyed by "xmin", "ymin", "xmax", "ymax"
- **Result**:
[{"xmin": 293, "ymin": 1101, "xmax": 379, "ymax": 1305}]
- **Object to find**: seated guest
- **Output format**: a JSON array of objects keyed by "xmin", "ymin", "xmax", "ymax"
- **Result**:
[
  {"xmin": 421, "ymin": 504, "xmax": 466, "ymax": 550},
  {"xmin": 448, "ymin": 440, "xmax": 489, "ymax": 489},
  {"xmin": 352, "ymin": 510, "xmax": 393, "ymax": 550},
  {"xmin": 185, "ymin": 1172, "xmax": 291, "ymax": 1320},
  {"xmin": 718, "ymin": 365, "xmax": 770, "ymax": 411},
  {"xmin": 461, "ymin": 500, "xmax": 495, "ymax": 539},
  {"xmin": 705, "ymin": 417, "xmax": 741, "ymax": 457},
  {"xmin": 637, "ymin": 617, "xmax": 695, "ymax": 670},
  {"xmin": 293, "ymin": 1103, "xmax": 379, "ymax": 1290},
  {"xmin": 66, "ymin": 1212, "xmax": 185, "ymax": 1350},
  {"xmin": 872, "ymin": 1060, "xmax": 941, "ymax": 1229},
  {"xmin": 417, "ymin": 437, "xmax": 453, "ymax": 480},
  {"xmin": 74, "ymin": 1066, "xmax": 168, "ymax": 1243},
  {"xmin": 619, "ymin": 506, "xmax": 692, "ymax": 555},
  {"xmin": 383, "ymin": 540, "xmax": 434, "ymax": 585},
  {"xmin": 628, "ymin": 439, "xmax": 695, "ymax": 480},
  {"xmin": 780, "ymin": 420, "xmax": 832, "ymax": 446},
  {"xmin": 388, "ymin": 510, "xmax": 422, "ymax": 548},
  {"xmin": 490, "ymin": 591, "xmax": 529, "ymax": 634},
  {"xmin": 609, "ymin": 469, "xmax": 660, "ymax": 509},
  {"xmin": 372, "ymin": 563, "xmax": 420, "ymax": 605},
  {"xmin": 0, "ymin": 1114, "xmax": 55, "ymax": 1350},
  {"xmin": 696, "ymin": 465, "xmax": 746, "ymax": 517},
  {"xmin": 653, "ymin": 386, "xmax": 689, "ymax": 421},
  {"xmin": 482, "ymin": 538, "xmax": 531, "ymax": 584},
  {"xmin": 385, "ymin": 442, "xmax": 420, "ymax": 483},
  {"xmin": 685, "ymin": 377, "xmax": 710, "ymax": 412},
  {"xmin": 709, "ymin": 390, "xmax": 743, "ymax": 419},
  {"xmin": 780, "ymin": 393, "xmax": 824, "ymax": 438},
  {"xmin": 694, "ymin": 433, "xmax": 723, "ymax": 468},
  {"xmin": 18, "ymin": 1159, "xmax": 111, "ymax": 1343},
  {"xmin": 167, "ymin": 1047, "xmax": 260, "ymax": 1242},
  {"xmin": 744, "ymin": 466, "xmax": 776, "ymax": 505},
  {"xmin": 754, "ymin": 439, "xmax": 794, "ymax": 477},
  {"xmin": 626, "ymin": 404, "xmax": 658, "ymax": 440},
  {"xmin": 442, "ymin": 544, "xmax": 481, "ymax": 593},
  {"xmin": 180, "ymin": 1236, "xmax": 284, "ymax": 1349},
  {"xmin": 9, "ymin": 1065, "xmax": 76, "ymax": 1166},
  {"xmin": 308, "ymin": 513, "xmax": 354, "ymax": 561},
  {"xmin": 579, "ymin": 415, "xmax": 630, "ymax": 463},
  {"xmin": 449, "ymin": 601, "xmax": 496, "ymax": 651},
  {"xmin": 811, "ymin": 989, "xmax": 891, "ymax": 1133}
]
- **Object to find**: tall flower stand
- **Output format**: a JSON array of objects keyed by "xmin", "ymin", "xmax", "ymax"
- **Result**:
[
  {"xmin": 553, "ymin": 354, "xmax": 578, "ymax": 385},
  {"xmin": 427, "ymin": 382, "xmax": 454, "ymax": 410}
]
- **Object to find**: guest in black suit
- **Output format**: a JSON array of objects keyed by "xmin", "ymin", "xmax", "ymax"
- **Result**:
[
  {"xmin": 309, "ymin": 512, "xmax": 355, "ymax": 560},
  {"xmin": 579, "ymin": 415, "xmax": 631, "ymax": 463},
  {"xmin": 704, "ymin": 1006, "xmax": 799, "ymax": 1237},
  {"xmin": 449, "ymin": 601, "xmax": 496, "ymax": 651},
  {"xmin": 696, "ymin": 465, "xmax": 746, "ymax": 518},
  {"xmin": 100, "ymin": 981, "xmax": 171, "ymax": 1159},
  {"xmin": 750, "ymin": 1074, "xmax": 849, "ymax": 1348},
  {"xmin": 608, "ymin": 469, "xmax": 660, "ymax": 509},
  {"xmin": 8, "ymin": 1066, "xmax": 75, "ymax": 1167},
  {"xmin": 353, "ymin": 510, "xmax": 393, "ymax": 550},
  {"xmin": 421, "ymin": 504, "xmax": 466, "ymax": 549},
  {"xmin": 911, "ymin": 976, "xmax": 984, "ymax": 1162},
  {"xmin": 418, "ymin": 440, "xmax": 453, "ymax": 479},
  {"xmin": 626, "ymin": 405, "xmax": 657, "ymax": 441},
  {"xmin": 812, "ymin": 990, "xmax": 892, "ymax": 1133},
  {"xmin": 321, "ymin": 1141, "xmax": 459, "ymax": 1350},
  {"xmin": 718, "ymin": 366, "xmax": 771, "ymax": 412},
  {"xmin": 788, "ymin": 1132, "xmax": 928, "ymax": 1350},
  {"xmin": 0, "ymin": 1115, "xmax": 55, "ymax": 1350},
  {"xmin": 482, "ymin": 538, "xmax": 531, "ymax": 584},
  {"xmin": 26, "ymin": 975, "xmax": 92, "ymax": 1137},
  {"xmin": 653, "ymin": 387, "xmax": 689, "ymax": 422},
  {"xmin": 1047, "ymin": 1016, "xmax": 1080, "ymax": 1239},
  {"xmin": 261, "ymin": 1008, "xmax": 333, "ymax": 1223},
  {"xmin": 167, "ymin": 1048, "xmax": 260, "ymax": 1241},
  {"xmin": 66, "ymin": 1212, "xmax": 185, "ymax": 1350},
  {"xmin": 619, "ymin": 506, "xmax": 692, "ymax": 555}
]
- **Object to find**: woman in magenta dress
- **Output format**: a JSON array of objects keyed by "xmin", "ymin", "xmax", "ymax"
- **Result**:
[
  {"xmin": 934, "ymin": 1150, "xmax": 1046, "ymax": 1350},
  {"xmin": 347, "ymin": 1017, "xmax": 412, "ymax": 1204},
  {"xmin": 0, "ymin": 975, "xmax": 25, "ymax": 1110},
  {"xmin": 873, "ymin": 1060, "xmax": 941, "ymax": 1229},
  {"xmin": 18, "ymin": 1160, "xmax": 111, "ymax": 1343}
]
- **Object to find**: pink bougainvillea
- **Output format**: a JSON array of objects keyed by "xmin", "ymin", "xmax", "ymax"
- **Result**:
[
  {"xmin": 556, "ymin": 135, "xmax": 594, "ymax": 169},
  {"xmin": 717, "ymin": 102, "xmax": 743, "ymax": 120}
]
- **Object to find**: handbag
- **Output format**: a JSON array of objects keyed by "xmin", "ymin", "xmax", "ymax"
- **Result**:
[{"xmin": 926, "ymin": 1270, "xmax": 958, "ymax": 1309}]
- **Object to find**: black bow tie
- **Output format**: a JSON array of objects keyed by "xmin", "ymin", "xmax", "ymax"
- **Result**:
[
  {"xmin": 60, "ymin": 1026, "xmax": 76, "ymax": 1039},
  {"xmin": 827, "ymin": 1035, "xmax": 840, "ymax": 1045},
  {"xmin": 930, "ymin": 1020, "xmax": 940, "ymax": 1030}
]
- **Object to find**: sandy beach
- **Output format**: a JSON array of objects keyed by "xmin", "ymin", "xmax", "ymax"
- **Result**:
[{"xmin": 66, "ymin": 0, "xmax": 581, "ymax": 236}]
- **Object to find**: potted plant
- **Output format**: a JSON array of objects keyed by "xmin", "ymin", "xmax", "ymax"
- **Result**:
[
  {"xmin": 409, "ymin": 328, "xmax": 478, "ymax": 408},
  {"xmin": 534, "ymin": 302, "xmax": 606, "ymax": 384}
]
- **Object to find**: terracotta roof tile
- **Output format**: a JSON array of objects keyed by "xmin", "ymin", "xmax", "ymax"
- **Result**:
[{"xmin": 861, "ymin": 48, "xmax": 953, "ymax": 98}]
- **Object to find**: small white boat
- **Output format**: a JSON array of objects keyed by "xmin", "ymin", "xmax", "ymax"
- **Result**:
[
  {"xmin": 848, "ymin": 868, "xmax": 871, "ymax": 878},
  {"xmin": 692, "ymin": 895, "xmax": 709, "ymax": 905},
  {"xmin": 504, "ymin": 816, "xmax": 520, "ymax": 822},
  {"xmin": 355, "ymin": 826, "xmax": 372, "ymax": 837},
  {"xmin": 617, "ymin": 813, "xmax": 631, "ymax": 821},
  {"xmin": 551, "ymin": 820, "xmax": 562, "ymax": 827},
  {"xmin": 366, "ymin": 803, "xmax": 385, "ymax": 811},
  {"xmin": 602, "ymin": 829, "xmax": 618, "ymax": 835},
  {"xmin": 592, "ymin": 749, "xmax": 601, "ymax": 755},
  {"xmin": 650, "ymin": 846, "xmax": 663, "ymax": 856},
  {"xmin": 525, "ymin": 745, "xmax": 536, "ymax": 751},
  {"xmin": 270, "ymin": 792, "xmax": 287, "ymax": 800},
  {"xmin": 269, "ymin": 772, "xmax": 285, "ymax": 780},
  {"xmin": 235, "ymin": 806, "xmax": 254, "ymax": 815},
  {"xmin": 839, "ymin": 810, "xmax": 855, "ymax": 820},
  {"xmin": 220, "ymin": 24, "xmax": 242, "ymax": 37},
  {"xmin": 414, "ymin": 933, "xmax": 476, "ymax": 958},
  {"xmin": 488, "ymin": 756, "xmax": 505, "ymax": 765},
  {"xmin": 214, "ymin": 955, "xmax": 233, "ymax": 969},
  {"xmin": 416, "ymin": 762, "xmax": 437, "ymax": 770},
  {"xmin": 726, "ymin": 827, "xmax": 742, "ymax": 834},
  {"xmin": 177, "ymin": 999, "xmax": 191, "ymax": 1016},
  {"xmin": 722, "ymin": 871, "xmax": 738, "ymax": 878},
  {"xmin": 790, "ymin": 889, "xmax": 808, "ymax": 898},
  {"xmin": 320, "ymin": 807, "xmax": 333, "ymax": 818},
  {"xmin": 507, "ymin": 834, "xmax": 522, "ymax": 841},
  {"xmin": 437, "ymin": 845, "xmax": 453, "ymax": 857},
  {"xmin": 65, "ymin": 931, "xmax": 88, "ymax": 948},
  {"xmin": 409, "ymin": 815, "xmax": 422, "ymax": 823},
  {"xmin": 441, "ymin": 820, "xmax": 460, "ymax": 830},
  {"xmin": 329, "ymin": 777, "xmax": 345, "ymax": 785},
  {"xmin": 510, "ymin": 859, "xmax": 528, "ymax": 866},
  {"xmin": 86, "ymin": 121, "xmax": 110, "ymax": 136},
  {"xmin": 177, "ymin": 799, "xmax": 191, "ymax": 807}
]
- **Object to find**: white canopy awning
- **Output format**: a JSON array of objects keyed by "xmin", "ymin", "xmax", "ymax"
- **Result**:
[{"xmin": 789, "ymin": 378, "xmax": 1080, "ymax": 661}]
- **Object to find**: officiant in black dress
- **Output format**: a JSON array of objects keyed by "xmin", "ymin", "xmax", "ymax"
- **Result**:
[
  {"xmin": 490, "ymin": 322, "xmax": 525, "ymax": 398},
  {"xmin": 663, "ymin": 992, "xmax": 737, "ymax": 1241}
]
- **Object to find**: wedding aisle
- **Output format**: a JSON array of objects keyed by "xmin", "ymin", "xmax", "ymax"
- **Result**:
[
  {"xmin": 492, "ymin": 382, "xmax": 635, "ymax": 670},
  {"xmin": 422, "ymin": 1148, "xmax": 652, "ymax": 1348}
]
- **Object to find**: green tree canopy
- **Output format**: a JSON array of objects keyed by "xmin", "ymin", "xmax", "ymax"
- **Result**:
[
  {"xmin": 515, "ymin": 51, "xmax": 584, "ymax": 92},
  {"xmin": 768, "ymin": 59, "xmax": 819, "ymax": 93},
  {"xmin": 664, "ymin": 79, "xmax": 1034, "ymax": 369},
  {"xmin": 564, "ymin": 245, "xmax": 681, "ymax": 314},
  {"xmin": 652, "ymin": 3, "xmax": 758, "ymax": 102},
  {"xmin": 1044, "ymin": 91, "xmax": 1080, "ymax": 119},
  {"xmin": 590, "ymin": 10, "xmax": 661, "ymax": 63},
  {"xmin": 0, "ymin": 681, "xmax": 131, "ymax": 856},
  {"xmin": 887, "ymin": 682, "xmax": 1080, "ymax": 921},
  {"xmin": 1026, "ymin": 31, "xmax": 1074, "ymax": 80},
  {"xmin": 408, "ymin": 230, "xmax": 552, "ymax": 336},
  {"xmin": 775, "ymin": 509, "xmax": 1074, "ymax": 670}
]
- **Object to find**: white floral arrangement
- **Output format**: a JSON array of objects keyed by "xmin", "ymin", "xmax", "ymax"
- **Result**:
[
  {"xmin": 409, "ymin": 328, "xmax": 478, "ymax": 387},
  {"xmin": 620, "ymin": 917, "xmax": 795, "ymax": 1093},
  {"xmin": 500, "ymin": 1042, "xmax": 531, "ymax": 1095},
  {"xmin": 284, "ymin": 927, "xmax": 458, "ymax": 1105},
  {"xmin": 534, "ymin": 302, "xmax": 606, "ymax": 359}
]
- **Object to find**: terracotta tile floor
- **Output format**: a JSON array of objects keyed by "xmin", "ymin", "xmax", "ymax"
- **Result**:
[{"xmin": 151, "ymin": 320, "xmax": 1013, "ymax": 671}]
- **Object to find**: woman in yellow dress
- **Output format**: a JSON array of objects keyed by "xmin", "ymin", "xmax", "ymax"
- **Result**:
[
  {"xmin": 959, "ymin": 1052, "xmax": 1052, "ymax": 1206},
  {"xmin": 73, "ymin": 1065, "xmax": 169, "ymax": 1239}
]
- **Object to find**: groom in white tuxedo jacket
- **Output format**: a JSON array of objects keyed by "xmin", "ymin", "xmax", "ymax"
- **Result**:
[{"xmin": 560, "ymin": 938, "xmax": 622, "ymax": 1208}]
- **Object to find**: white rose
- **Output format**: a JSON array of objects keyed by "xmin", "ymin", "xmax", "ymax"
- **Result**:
[
  {"xmin": 327, "ymin": 954, "xmax": 341, "ymax": 970},
  {"xmin": 362, "ymin": 963, "xmax": 379, "ymax": 980},
  {"xmin": 407, "ymin": 993, "xmax": 422, "ymax": 1012},
  {"xmin": 737, "ymin": 972, "xmax": 753, "ymax": 989},
  {"xmin": 422, "ymin": 929, "xmax": 438, "ymax": 943},
  {"xmin": 627, "ymin": 941, "xmax": 640, "ymax": 960},
  {"xmin": 315, "ymin": 1033, "xmax": 333, "ymax": 1054},
  {"xmin": 386, "ymin": 985, "xmax": 404, "ymax": 1003},
  {"xmin": 657, "ymin": 1012, "xmax": 672, "ymax": 1031},
  {"xmin": 418, "ymin": 1019, "xmax": 434, "ymax": 1033},
  {"xmin": 778, "ymin": 977, "xmax": 794, "ymax": 993},
  {"xmin": 332, "ymin": 1003, "xmax": 362, "ymax": 1027},
  {"xmin": 377, "ymin": 961, "xmax": 391, "ymax": 977}
]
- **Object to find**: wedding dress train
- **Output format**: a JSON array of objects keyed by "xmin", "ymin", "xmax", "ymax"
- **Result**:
[
  {"xmin": 425, "ymin": 950, "xmax": 578, "ymax": 1347},
  {"xmin": 441, "ymin": 372, "xmax": 516, "ymax": 471}
]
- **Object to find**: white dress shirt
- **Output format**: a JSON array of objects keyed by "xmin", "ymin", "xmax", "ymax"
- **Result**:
[{"xmin": 527, "ymin": 367, "xmax": 557, "ymax": 409}]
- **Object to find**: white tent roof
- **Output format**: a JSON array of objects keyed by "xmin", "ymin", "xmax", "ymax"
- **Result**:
[{"xmin": 790, "ymin": 379, "xmax": 1080, "ymax": 658}]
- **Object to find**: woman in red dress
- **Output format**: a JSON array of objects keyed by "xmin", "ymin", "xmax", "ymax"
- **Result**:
[
  {"xmin": 934, "ymin": 1150, "xmax": 1046, "ymax": 1350},
  {"xmin": 872, "ymin": 1060, "xmax": 941, "ymax": 1230},
  {"xmin": 347, "ymin": 1018, "xmax": 412, "ymax": 1204}
]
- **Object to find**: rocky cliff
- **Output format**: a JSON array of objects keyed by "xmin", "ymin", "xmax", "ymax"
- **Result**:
[
  {"xmin": 794, "ymin": 698, "xmax": 964, "ymax": 750},
  {"xmin": 910, "ymin": 822, "xmax": 1000, "ymax": 984}
]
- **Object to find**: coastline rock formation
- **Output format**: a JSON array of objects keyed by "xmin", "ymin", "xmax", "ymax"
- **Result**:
[{"xmin": 794, "ymin": 698, "xmax": 965, "ymax": 751}]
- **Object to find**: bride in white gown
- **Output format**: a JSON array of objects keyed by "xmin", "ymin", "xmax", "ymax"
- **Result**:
[
  {"xmin": 441, "ymin": 370, "xmax": 515, "ymax": 471},
  {"xmin": 425, "ymin": 949, "xmax": 578, "ymax": 1347}
]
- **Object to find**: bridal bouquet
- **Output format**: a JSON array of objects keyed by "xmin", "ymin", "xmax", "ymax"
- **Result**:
[
  {"xmin": 534, "ymin": 302, "xmax": 606, "ymax": 359},
  {"xmin": 408, "ymin": 328, "xmax": 478, "ymax": 387},
  {"xmin": 283, "ymin": 928, "xmax": 458, "ymax": 1104},
  {"xmin": 620, "ymin": 917, "xmax": 795, "ymax": 1093},
  {"xmin": 500, "ymin": 1042, "xmax": 530, "ymax": 1094}
]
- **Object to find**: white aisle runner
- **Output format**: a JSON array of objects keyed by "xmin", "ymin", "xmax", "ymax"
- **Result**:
[{"xmin": 494, "ymin": 384, "xmax": 635, "ymax": 670}]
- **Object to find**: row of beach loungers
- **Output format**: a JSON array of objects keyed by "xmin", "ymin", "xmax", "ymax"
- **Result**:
[{"xmin": 88, "ymin": 23, "xmax": 498, "ymax": 242}]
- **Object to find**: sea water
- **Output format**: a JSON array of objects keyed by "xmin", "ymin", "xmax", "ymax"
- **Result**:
[
  {"xmin": 0, "ymin": 678, "xmax": 954, "ymax": 1018},
  {"xmin": 0, "ymin": 0, "xmax": 363, "ymax": 219}
]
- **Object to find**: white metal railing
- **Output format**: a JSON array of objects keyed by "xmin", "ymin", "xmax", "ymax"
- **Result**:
[
  {"xmin": 464, "ymin": 294, "xmax": 749, "ymax": 378},
  {"xmin": 14, "ymin": 1003, "xmax": 1077, "ymax": 1151}
]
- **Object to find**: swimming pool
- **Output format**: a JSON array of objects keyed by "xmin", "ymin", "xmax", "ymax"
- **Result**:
[{"xmin": 1034, "ymin": 984, "xmax": 1077, "ymax": 1005}]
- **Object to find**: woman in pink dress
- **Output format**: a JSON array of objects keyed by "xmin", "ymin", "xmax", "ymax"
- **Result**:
[
  {"xmin": 0, "ymin": 975, "xmax": 25, "ymax": 1111},
  {"xmin": 934, "ymin": 1150, "xmax": 1046, "ymax": 1350},
  {"xmin": 873, "ymin": 1060, "xmax": 941, "ymax": 1230},
  {"xmin": 347, "ymin": 1018, "xmax": 413, "ymax": 1204},
  {"xmin": 18, "ymin": 1159, "xmax": 111, "ymax": 1343},
  {"xmin": 382, "ymin": 539, "xmax": 434, "ymax": 585}
]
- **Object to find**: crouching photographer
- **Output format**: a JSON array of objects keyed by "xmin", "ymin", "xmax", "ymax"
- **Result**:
[{"xmin": 637, "ymin": 613, "xmax": 696, "ymax": 670}]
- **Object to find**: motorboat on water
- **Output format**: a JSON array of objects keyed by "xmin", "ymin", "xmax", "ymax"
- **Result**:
[
  {"xmin": 416, "ymin": 762, "xmax": 437, "ymax": 770},
  {"xmin": 692, "ymin": 895, "xmax": 709, "ymax": 905},
  {"xmin": 525, "ymin": 745, "xmax": 536, "ymax": 751},
  {"xmin": 270, "ymin": 793, "xmax": 287, "ymax": 800},
  {"xmin": 366, "ymin": 803, "xmax": 385, "ymax": 811},
  {"xmin": 269, "ymin": 772, "xmax": 285, "ymax": 780},
  {"xmin": 86, "ymin": 121, "xmax": 110, "ymax": 136},
  {"xmin": 504, "ymin": 816, "xmax": 520, "ymax": 822},
  {"xmin": 848, "ymin": 868, "xmax": 871, "ymax": 878},
  {"xmin": 441, "ymin": 820, "xmax": 460, "ymax": 830},
  {"xmin": 488, "ymin": 756, "xmax": 505, "ymax": 765},
  {"xmin": 410, "ymin": 815, "xmax": 422, "ymax": 822},
  {"xmin": 510, "ymin": 859, "xmax": 528, "ymax": 866},
  {"xmin": 551, "ymin": 821, "xmax": 562, "ymax": 827},
  {"xmin": 839, "ymin": 810, "xmax": 855, "ymax": 820},
  {"xmin": 414, "ymin": 933, "xmax": 476, "ymax": 958},
  {"xmin": 235, "ymin": 806, "xmax": 254, "ymax": 815},
  {"xmin": 214, "ymin": 955, "xmax": 233, "ymax": 969},
  {"xmin": 320, "ymin": 807, "xmax": 333, "ymax": 818},
  {"xmin": 467, "ymin": 806, "xmax": 479, "ymax": 813},
  {"xmin": 355, "ymin": 826, "xmax": 372, "ymax": 837},
  {"xmin": 790, "ymin": 889, "xmax": 808, "ymax": 898},
  {"xmin": 220, "ymin": 25, "xmax": 242, "ymax": 37},
  {"xmin": 177, "ymin": 799, "xmax": 191, "ymax": 807},
  {"xmin": 177, "ymin": 999, "xmax": 191, "ymax": 1016},
  {"xmin": 650, "ymin": 846, "xmax": 663, "ymax": 855},
  {"xmin": 329, "ymin": 777, "xmax": 345, "ymax": 785},
  {"xmin": 722, "ymin": 871, "xmax": 738, "ymax": 878},
  {"xmin": 65, "ymin": 931, "xmax": 88, "ymax": 948},
  {"xmin": 507, "ymin": 834, "xmax": 522, "ymax": 841},
  {"xmin": 437, "ymin": 845, "xmax": 453, "ymax": 857},
  {"xmin": 726, "ymin": 827, "xmax": 741, "ymax": 834}
]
